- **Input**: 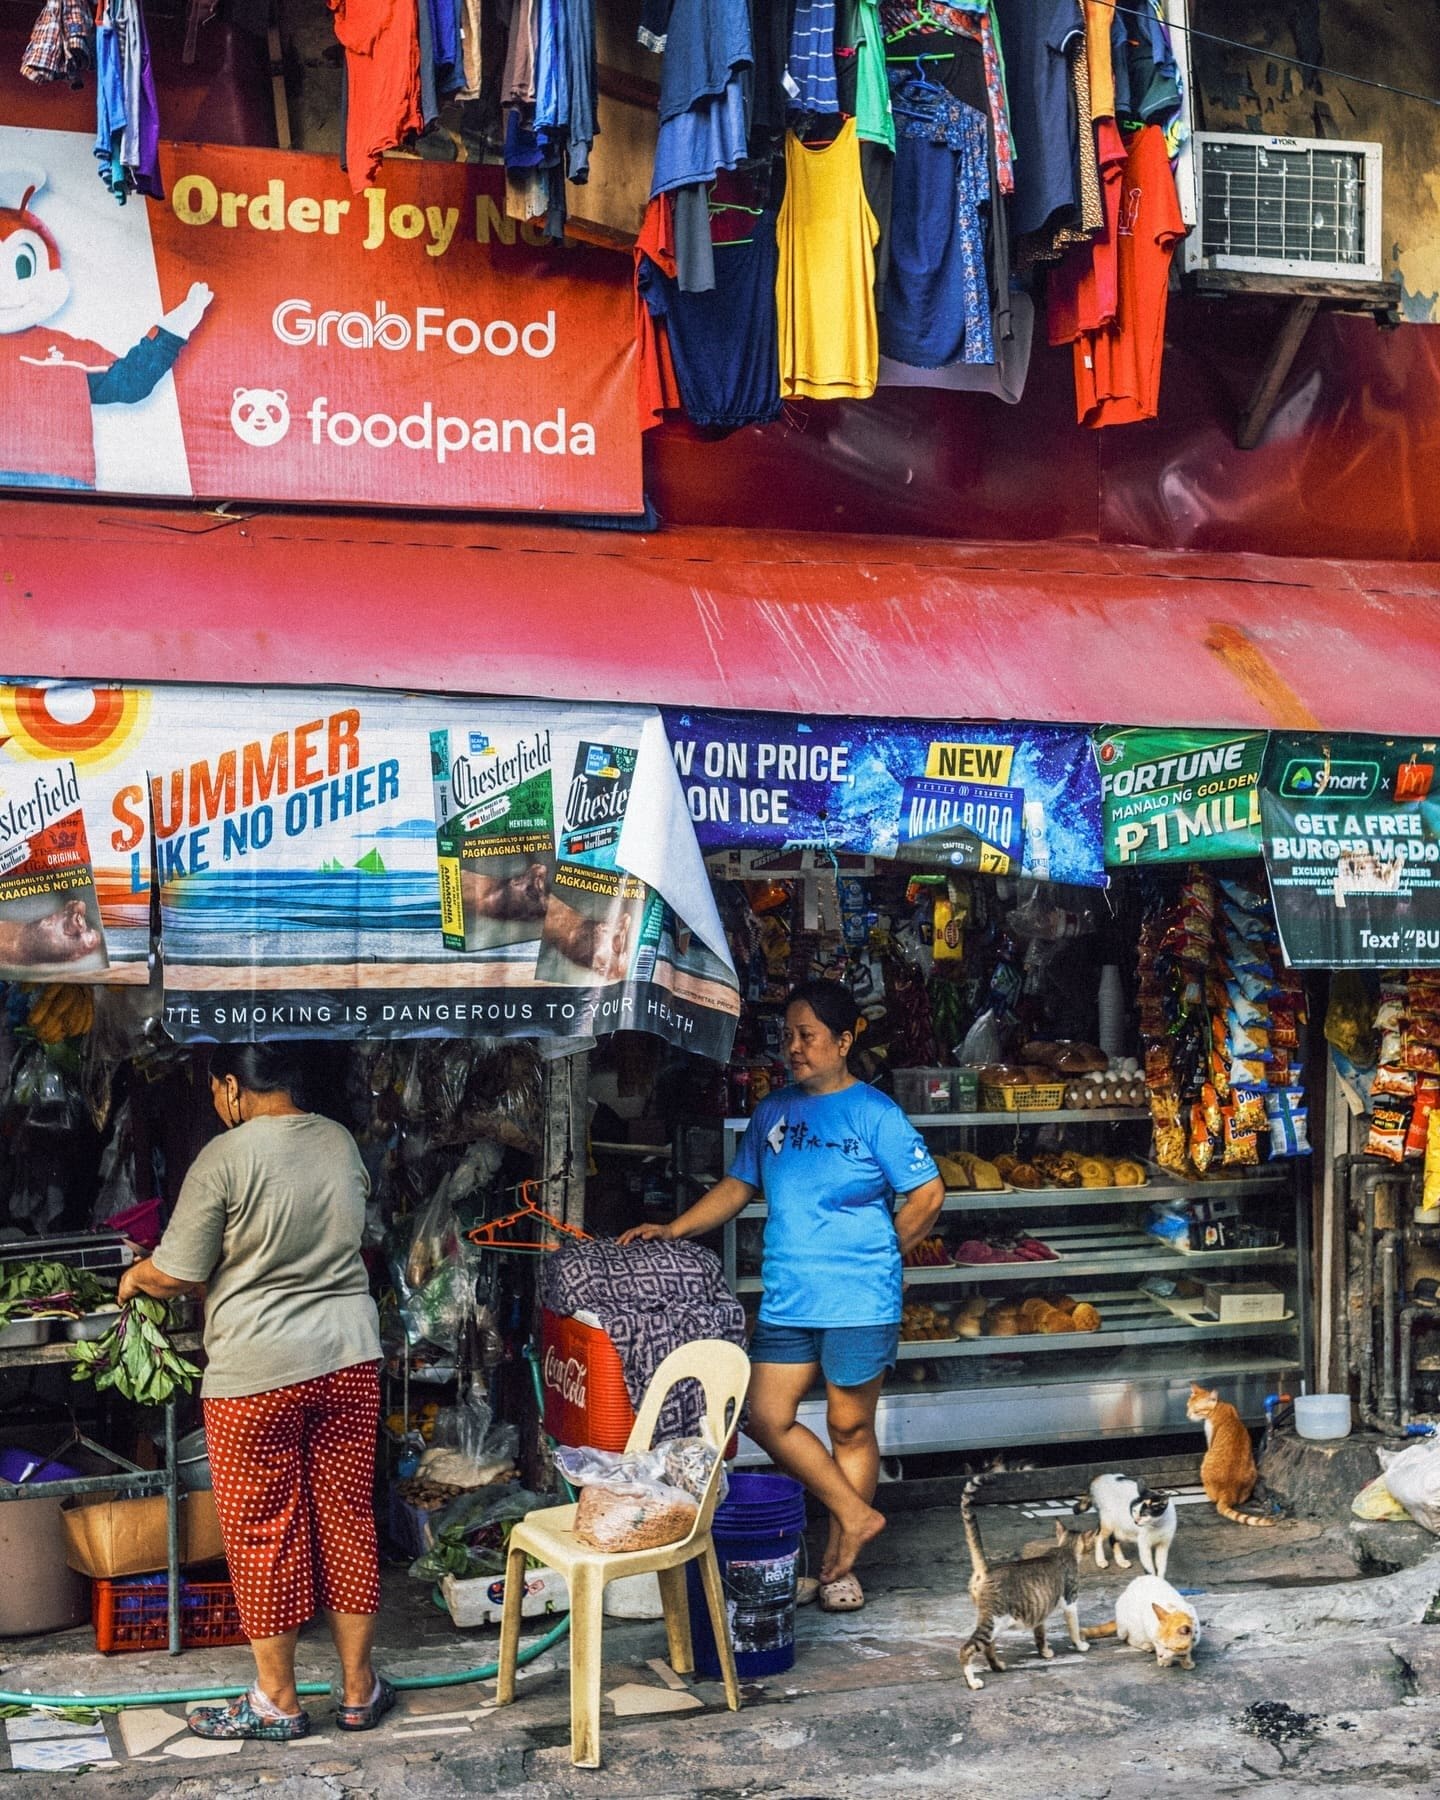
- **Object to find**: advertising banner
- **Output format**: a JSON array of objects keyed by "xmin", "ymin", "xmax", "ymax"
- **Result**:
[
  {"xmin": 1260, "ymin": 733, "xmax": 1440, "ymax": 967},
  {"xmin": 0, "ymin": 127, "xmax": 641, "ymax": 515},
  {"xmin": 1097, "ymin": 728, "xmax": 1266, "ymax": 866},
  {"xmin": 660, "ymin": 710, "xmax": 1107, "ymax": 887},
  {"xmin": 0, "ymin": 684, "xmax": 737, "ymax": 1054}
]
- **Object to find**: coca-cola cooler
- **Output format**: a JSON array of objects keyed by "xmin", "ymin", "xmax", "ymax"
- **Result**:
[{"xmin": 540, "ymin": 1308, "xmax": 636, "ymax": 1451}]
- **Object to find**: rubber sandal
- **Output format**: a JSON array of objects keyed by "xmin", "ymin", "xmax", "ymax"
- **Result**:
[
  {"xmin": 818, "ymin": 1575, "xmax": 865, "ymax": 1613},
  {"xmin": 187, "ymin": 1690, "xmax": 311, "ymax": 1741},
  {"xmin": 796, "ymin": 1576, "xmax": 820, "ymax": 1607},
  {"xmin": 336, "ymin": 1674, "xmax": 398, "ymax": 1732}
]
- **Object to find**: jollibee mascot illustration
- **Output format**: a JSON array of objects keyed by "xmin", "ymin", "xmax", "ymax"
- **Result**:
[{"xmin": 0, "ymin": 164, "xmax": 212, "ymax": 489}]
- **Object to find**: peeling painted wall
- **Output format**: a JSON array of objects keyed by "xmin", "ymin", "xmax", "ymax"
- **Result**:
[{"xmin": 1193, "ymin": 1, "xmax": 1440, "ymax": 320}]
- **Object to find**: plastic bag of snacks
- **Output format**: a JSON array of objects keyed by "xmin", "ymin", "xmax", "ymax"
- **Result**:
[{"xmin": 556, "ymin": 1439, "xmax": 723, "ymax": 1552}]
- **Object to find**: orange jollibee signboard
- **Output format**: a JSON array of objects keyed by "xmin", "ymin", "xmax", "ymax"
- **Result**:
[{"xmin": 0, "ymin": 126, "xmax": 642, "ymax": 514}]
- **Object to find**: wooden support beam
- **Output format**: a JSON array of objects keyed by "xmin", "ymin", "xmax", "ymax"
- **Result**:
[{"xmin": 1236, "ymin": 295, "xmax": 1320, "ymax": 451}]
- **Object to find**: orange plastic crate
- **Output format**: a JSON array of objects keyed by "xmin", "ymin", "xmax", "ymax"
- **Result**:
[{"xmin": 92, "ymin": 1571, "xmax": 246, "ymax": 1654}]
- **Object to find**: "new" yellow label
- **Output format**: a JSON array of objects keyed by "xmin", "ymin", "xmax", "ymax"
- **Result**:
[{"xmin": 923, "ymin": 742, "xmax": 1015, "ymax": 783}]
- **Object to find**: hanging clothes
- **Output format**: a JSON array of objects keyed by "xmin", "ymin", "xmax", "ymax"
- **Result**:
[
  {"xmin": 839, "ymin": 0, "xmax": 893, "ymax": 151},
  {"xmin": 989, "ymin": 0, "xmax": 1082, "ymax": 238},
  {"xmin": 787, "ymin": 0, "xmax": 838, "ymax": 115},
  {"xmin": 638, "ymin": 211, "xmax": 782, "ymax": 431},
  {"xmin": 562, "ymin": 0, "xmax": 598, "ymax": 182},
  {"xmin": 1083, "ymin": 0, "xmax": 1113, "ymax": 119},
  {"xmin": 776, "ymin": 119, "xmax": 880, "ymax": 401},
  {"xmin": 880, "ymin": 2, "xmax": 1012, "ymax": 195},
  {"xmin": 429, "ymin": 0, "xmax": 463, "ymax": 97},
  {"xmin": 1073, "ymin": 123, "xmax": 1185, "ymax": 428},
  {"xmin": 657, "ymin": 0, "xmax": 752, "ymax": 125},
  {"xmin": 501, "ymin": 0, "xmax": 537, "ymax": 106},
  {"xmin": 330, "ymin": 0, "xmax": 423, "ymax": 195},
  {"xmin": 1046, "ymin": 114, "xmax": 1125, "ymax": 345},
  {"xmin": 634, "ymin": 195, "xmax": 685, "ymax": 429},
  {"xmin": 881, "ymin": 73, "xmax": 992, "ymax": 369},
  {"xmin": 879, "ymin": 287, "xmax": 1033, "ymax": 402},
  {"xmin": 650, "ymin": 76, "xmax": 750, "ymax": 196},
  {"xmin": 749, "ymin": 0, "xmax": 797, "ymax": 153}
]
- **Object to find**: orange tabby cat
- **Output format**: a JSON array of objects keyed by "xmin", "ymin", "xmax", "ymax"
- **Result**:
[{"xmin": 1186, "ymin": 1384, "xmax": 1278, "ymax": 1526}]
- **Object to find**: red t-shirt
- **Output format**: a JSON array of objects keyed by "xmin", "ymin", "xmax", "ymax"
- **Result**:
[
  {"xmin": 634, "ymin": 195, "xmax": 682, "ymax": 431},
  {"xmin": 1047, "ymin": 118, "xmax": 1128, "ymax": 346},
  {"xmin": 331, "ymin": 0, "xmax": 423, "ymax": 195},
  {"xmin": 0, "ymin": 328, "xmax": 114, "ymax": 487},
  {"xmin": 1073, "ymin": 125, "xmax": 1186, "ymax": 428}
]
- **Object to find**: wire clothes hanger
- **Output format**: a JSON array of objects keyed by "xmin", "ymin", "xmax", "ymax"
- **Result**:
[{"xmin": 466, "ymin": 1179, "xmax": 591, "ymax": 1254}]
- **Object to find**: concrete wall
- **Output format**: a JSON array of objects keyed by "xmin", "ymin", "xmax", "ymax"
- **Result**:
[{"xmin": 1192, "ymin": 0, "xmax": 1440, "ymax": 319}]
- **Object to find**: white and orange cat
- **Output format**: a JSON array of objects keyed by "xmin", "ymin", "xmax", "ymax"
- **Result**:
[
  {"xmin": 1186, "ymin": 1383, "xmax": 1278, "ymax": 1527},
  {"xmin": 1085, "ymin": 1575, "xmax": 1200, "ymax": 1669}
]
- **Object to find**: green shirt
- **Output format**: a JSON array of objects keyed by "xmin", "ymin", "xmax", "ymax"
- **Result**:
[{"xmin": 154, "ymin": 1114, "xmax": 381, "ymax": 1399}]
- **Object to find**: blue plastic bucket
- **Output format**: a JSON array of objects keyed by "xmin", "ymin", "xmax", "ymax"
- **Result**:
[{"xmin": 686, "ymin": 1472, "xmax": 807, "ymax": 1679}]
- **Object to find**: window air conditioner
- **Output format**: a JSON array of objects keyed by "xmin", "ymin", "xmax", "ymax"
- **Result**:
[{"xmin": 1183, "ymin": 131, "xmax": 1383, "ymax": 284}]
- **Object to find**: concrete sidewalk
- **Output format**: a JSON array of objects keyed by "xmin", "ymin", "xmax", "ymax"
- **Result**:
[{"xmin": 3, "ymin": 1481, "xmax": 1439, "ymax": 1796}]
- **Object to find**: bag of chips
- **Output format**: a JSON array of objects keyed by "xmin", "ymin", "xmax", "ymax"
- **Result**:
[
  {"xmin": 1374, "ymin": 1063, "xmax": 1417, "ymax": 1100},
  {"xmin": 1228, "ymin": 1018, "xmax": 1273, "ymax": 1060},
  {"xmin": 1407, "ymin": 1077, "xmax": 1440, "ymax": 1159},
  {"xmin": 1222, "ymin": 1109, "xmax": 1260, "ymax": 1166},
  {"xmin": 1367, "ymin": 1099, "xmax": 1413, "ymax": 1164}
]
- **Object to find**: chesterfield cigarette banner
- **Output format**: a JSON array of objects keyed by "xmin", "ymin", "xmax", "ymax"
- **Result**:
[
  {"xmin": 0, "ymin": 126, "xmax": 641, "ymax": 515},
  {"xmin": 0, "ymin": 684, "xmax": 737, "ymax": 1056},
  {"xmin": 660, "ymin": 710, "xmax": 1107, "ymax": 888}
]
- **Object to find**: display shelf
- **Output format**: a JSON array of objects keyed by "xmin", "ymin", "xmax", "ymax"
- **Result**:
[
  {"xmin": 735, "ymin": 1168, "xmax": 1290, "ymax": 1220},
  {"xmin": 895, "ymin": 1289, "xmax": 1299, "ymax": 1358},
  {"xmin": 0, "ymin": 1330, "xmax": 202, "ymax": 1371},
  {"xmin": 735, "ymin": 1244, "xmax": 1297, "ymax": 1293},
  {"xmin": 724, "ymin": 1109, "xmax": 1150, "ymax": 1133}
]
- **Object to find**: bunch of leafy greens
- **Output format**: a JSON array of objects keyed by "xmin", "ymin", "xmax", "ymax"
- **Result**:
[
  {"xmin": 0, "ymin": 1260, "xmax": 110, "ymax": 1327},
  {"xmin": 68, "ymin": 1297, "xmax": 200, "ymax": 1405}
]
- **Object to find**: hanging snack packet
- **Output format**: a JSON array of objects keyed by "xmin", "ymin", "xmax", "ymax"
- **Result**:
[
  {"xmin": 1227, "ymin": 1017, "xmax": 1272, "ymax": 1060},
  {"xmin": 1190, "ymin": 1104, "xmax": 1216, "ymax": 1174},
  {"xmin": 1225, "ymin": 985, "xmax": 1270, "ymax": 1028},
  {"xmin": 1406, "ymin": 1076, "xmax": 1440, "ymax": 1159},
  {"xmin": 1268, "ymin": 1047, "xmax": 1292, "ymax": 1087},
  {"xmin": 1229, "ymin": 1055, "xmax": 1269, "ymax": 1090},
  {"xmin": 1220, "ymin": 879, "xmax": 1269, "ymax": 913},
  {"xmin": 1366, "ymin": 1098, "xmax": 1412, "ymax": 1164},
  {"xmin": 1269, "ymin": 1106, "xmax": 1311, "ymax": 1158},
  {"xmin": 1201, "ymin": 1081, "xmax": 1223, "ymax": 1137},
  {"xmin": 1374, "ymin": 1063, "xmax": 1418, "ymax": 1099},
  {"xmin": 1222, "ymin": 903, "xmax": 1270, "ymax": 946},
  {"xmin": 1379, "ymin": 1029, "xmax": 1405, "ymax": 1069},
  {"xmin": 1232, "ymin": 1086, "xmax": 1268, "ymax": 1133},
  {"xmin": 1221, "ymin": 1108, "xmax": 1260, "ymax": 1166},
  {"xmin": 1409, "ymin": 1013, "xmax": 1440, "ymax": 1047},
  {"xmin": 1374, "ymin": 996, "xmax": 1407, "ymax": 1033},
  {"xmin": 1404, "ymin": 1036, "xmax": 1440, "ymax": 1076}
]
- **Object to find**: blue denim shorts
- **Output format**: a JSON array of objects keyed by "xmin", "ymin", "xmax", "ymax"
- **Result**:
[{"xmin": 748, "ymin": 1319, "xmax": 899, "ymax": 1388}]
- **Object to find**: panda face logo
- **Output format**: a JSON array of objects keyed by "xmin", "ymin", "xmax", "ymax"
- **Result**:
[{"xmin": 230, "ymin": 387, "xmax": 290, "ymax": 448}]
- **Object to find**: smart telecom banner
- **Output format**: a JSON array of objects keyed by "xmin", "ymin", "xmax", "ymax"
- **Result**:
[
  {"xmin": 661, "ymin": 711, "xmax": 1107, "ymax": 887},
  {"xmin": 1260, "ymin": 733, "xmax": 1440, "ymax": 967},
  {"xmin": 0, "ymin": 685, "xmax": 738, "ymax": 1054},
  {"xmin": 1097, "ymin": 728, "xmax": 1267, "ymax": 866},
  {"xmin": 0, "ymin": 126, "xmax": 641, "ymax": 514}
]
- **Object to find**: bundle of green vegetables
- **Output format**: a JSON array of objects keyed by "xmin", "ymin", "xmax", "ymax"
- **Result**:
[
  {"xmin": 68, "ymin": 1297, "xmax": 200, "ymax": 1405},
  {"xmin": 0, "ymin": 1260, "xmax": 111, "ymax": 1327}
]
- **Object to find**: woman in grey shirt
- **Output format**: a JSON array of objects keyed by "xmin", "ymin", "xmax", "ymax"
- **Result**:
[{"xmin": 119, "ymin": 1044, "xmax": 392, "ymax": 1741}]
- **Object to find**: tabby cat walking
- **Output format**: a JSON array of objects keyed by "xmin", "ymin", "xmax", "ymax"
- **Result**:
[{"xmin": 958, "ymin": 1477, "xmax": 1098, "ymax": 1691}]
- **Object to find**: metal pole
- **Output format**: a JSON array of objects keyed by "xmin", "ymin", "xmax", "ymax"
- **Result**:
[{"xmin": 165, "ymin": 1401, "xmax": 180, "ymax": 1655}]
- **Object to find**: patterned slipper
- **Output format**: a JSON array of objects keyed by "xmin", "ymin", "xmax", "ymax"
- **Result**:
[
  {"xmin": 818, "ymin": 1575, "xmax": 865, "ymax": 1613},
  {"xmin": 336, "ymin": 1675, "xmax": 398, "ymax": 1732},
  {"xmin": 187, "ymin": 1690, "xmax": 311, "ymax": 1741}
]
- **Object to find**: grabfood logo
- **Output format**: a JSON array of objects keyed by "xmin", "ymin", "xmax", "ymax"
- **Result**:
[
  {"xmin": 1278, "ymin": 757, "xmax": 1380, "ymax": 799},
  {"xmin": 222, "ymin": 297, "xmax": 598, "ymax": 466}
]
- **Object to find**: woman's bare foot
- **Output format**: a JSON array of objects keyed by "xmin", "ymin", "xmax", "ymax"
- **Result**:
[{"xmin": 818, "ymin": 1506, "xmax": 886, "ymax": 1584}]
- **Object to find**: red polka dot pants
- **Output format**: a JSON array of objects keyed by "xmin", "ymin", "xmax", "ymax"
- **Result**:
[{"xmin": 203, "ymin": 1362, "xmax": 381, "ymax": 1641}]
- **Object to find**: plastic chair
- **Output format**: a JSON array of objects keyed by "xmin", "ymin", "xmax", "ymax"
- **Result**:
[{"xmin": 496, "ymin": 1338, "xmax": 750, "ymax": 1768}]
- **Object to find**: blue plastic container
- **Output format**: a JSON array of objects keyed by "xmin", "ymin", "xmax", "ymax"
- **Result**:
[{"xmin": 686, "ymin": 1472, "xmax": 807, "ymax": 1679}]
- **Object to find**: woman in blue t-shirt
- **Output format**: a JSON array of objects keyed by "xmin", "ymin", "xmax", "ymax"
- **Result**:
[{"xmin": 621, "ymin": 979, "xmax": 944, "ymax": 1612}]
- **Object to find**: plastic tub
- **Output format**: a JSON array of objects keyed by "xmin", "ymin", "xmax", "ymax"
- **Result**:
[
  {"xmin": 177, "ymin": 1427, "xmax": 212, "ymax": 1492},
  {"xmin": 686, "ymin": 1472, "xmax": 807, "ymax": 1679},
  {"xmin": 893, "ymin": 1069, "xmax": 957, "ymax": 1116},
  {"xmin": 64, "ymin": 1307, "xmax": 121, "ymax": 1342},
  {"xmin": 1294, "ymin": 1394, "xmax": 1352, "ymax": 1441},
  {"xmin": 0, "ymin": 1449, "xmax": 88, "ymax": 1635},
  {"xmin": 0, "ymin": 1318, "xmax": 52, "ymax": 1350}
]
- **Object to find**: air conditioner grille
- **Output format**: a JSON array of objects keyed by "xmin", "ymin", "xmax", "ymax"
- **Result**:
[{"xmin": 1200, "ymin": 140, "xmax": 1367, "ymax": 269}]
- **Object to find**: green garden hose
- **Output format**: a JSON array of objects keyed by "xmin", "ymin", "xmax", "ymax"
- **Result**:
[{"xmin": 0, "ymin": 1346, "xmax": 574, "ymax": 1712}]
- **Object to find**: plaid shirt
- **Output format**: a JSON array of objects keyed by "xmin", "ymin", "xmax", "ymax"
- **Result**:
[{"xmin": 21, "ymin": 0, "xmax": 92, "ymax": 85}]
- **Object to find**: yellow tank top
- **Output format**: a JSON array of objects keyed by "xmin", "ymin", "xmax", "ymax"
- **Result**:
[{"xmin": 776, "ymin": 119, "xmax": 880, "ymax": 402}]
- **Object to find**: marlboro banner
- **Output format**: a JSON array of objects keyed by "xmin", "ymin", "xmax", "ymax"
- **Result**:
[
  {"xmin": 0, "ymin": 684, "xmax": 737, "ymax": 1056},
  {"xmin": 0, "ymin": 126, "xmax": 641, "ymax": 515}
]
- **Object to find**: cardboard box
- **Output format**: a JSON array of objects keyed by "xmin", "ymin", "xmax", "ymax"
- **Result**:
[
  {"xmin": 1201, "ymin": 1281, "xmax": 1287, "ymax": 1325},
  {"xmin": 441, "ymin": 1567, "xmax": 569, "ymax": 1629},
  {"xmin": 60, "ymin": 1490, "xmax": 225, "ymax": 1578}
]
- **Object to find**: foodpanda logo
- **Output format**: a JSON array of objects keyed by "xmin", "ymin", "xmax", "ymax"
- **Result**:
[{"xmin": 230, "ymin": 387, "xmax": 290, "ymax": 447}]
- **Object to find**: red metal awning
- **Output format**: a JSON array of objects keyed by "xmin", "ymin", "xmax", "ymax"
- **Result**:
[{"xmin": 5, "ymin": 497, "xmax": 1440, "ymax": 735}]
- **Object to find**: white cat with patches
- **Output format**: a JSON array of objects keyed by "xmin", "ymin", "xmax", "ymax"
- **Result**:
[{"xmin": 1084, "ymin": 1474, "xmax": 1178, "ymax": 1580}]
